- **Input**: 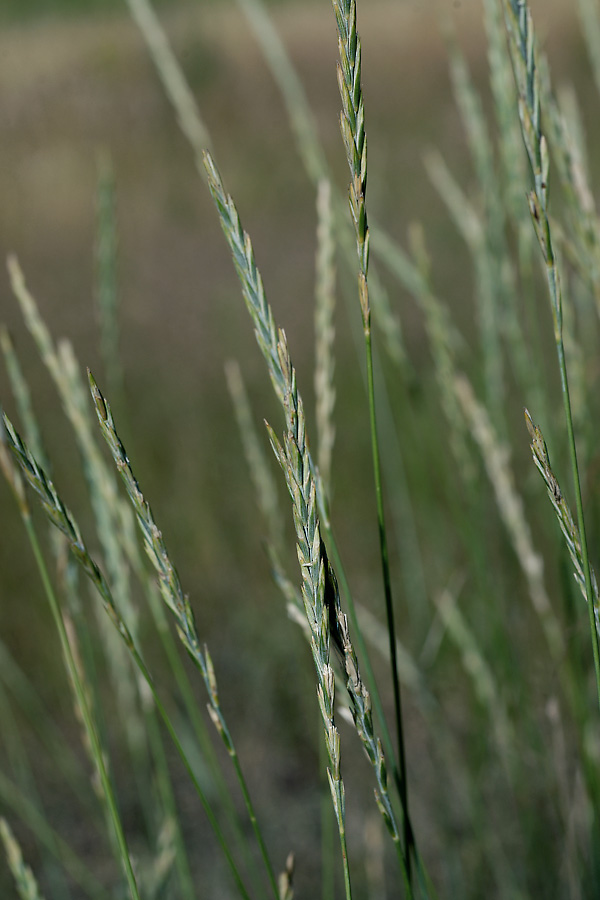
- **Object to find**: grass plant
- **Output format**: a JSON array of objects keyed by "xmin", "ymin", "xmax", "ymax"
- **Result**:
[{"xmin": 2, "ymin": 0, "xmax": 600, "ymax": 896}]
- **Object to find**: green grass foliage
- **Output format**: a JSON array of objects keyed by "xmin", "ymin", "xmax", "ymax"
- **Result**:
[{"xmin": 2, "ymin": 0, "xmax": 600, "ymax": 897}]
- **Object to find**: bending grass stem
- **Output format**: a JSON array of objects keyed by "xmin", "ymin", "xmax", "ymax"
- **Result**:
[
  {"xmin": 364, "ymin": 331, "xmax": 415, "ymax": 889},
  {"xmin": 556, "ymin": 341, "xmax": 600, "ymax": 708}
]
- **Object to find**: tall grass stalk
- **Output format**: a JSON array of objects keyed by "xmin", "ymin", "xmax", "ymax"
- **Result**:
[
  {"xmin": 266, "ymin": 337, "xmax": 353, "ymax": 900},
  {"xmin": 330, "ymin": 0, "xmax": 414, "ymax": 876},
  {"xmin": 502, "ymin": 0, "xmax": 600, "ymax": 707},
  {"xmin": 203, "ymin": 150, "xmax": 414, "ymax": 892},
  {"xmin": 125, "ymin": 3, "xmax": 421, "ymax": 824}
]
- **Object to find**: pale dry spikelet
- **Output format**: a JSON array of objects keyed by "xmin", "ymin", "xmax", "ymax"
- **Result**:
[
  {"xmin": 314, "ymin": 178, "xmax": 336, "ymax": 500},
  {"xmin": 501, "ymin": 0, "xmax": 562, "ymax": 336},
  {"xmin": 0, "ymin": 818, "xmax": 46, "ymax": 900},
  {"xmin": 277, "ymin": 851, "xmax": 295, "ymax": 900}
]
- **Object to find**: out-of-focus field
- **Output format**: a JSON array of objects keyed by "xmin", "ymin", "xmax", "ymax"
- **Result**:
[
  {"xmin": 0, "ymin": 0, "xmax": 594, "ymax": 895},
  {"xmin": 0, "ymin": 0, "xmax": 586, "ymax": 659}
]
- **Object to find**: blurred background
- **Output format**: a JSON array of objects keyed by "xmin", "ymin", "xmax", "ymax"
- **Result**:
[{"xmin": 0, "ymin": 0, "xmax": 597, "ymax": 897}]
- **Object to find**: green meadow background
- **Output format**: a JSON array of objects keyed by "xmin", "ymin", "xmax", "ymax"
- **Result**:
[{"xmin": 1, "ymin": 0, "xmax": 599, "ymax": 897}]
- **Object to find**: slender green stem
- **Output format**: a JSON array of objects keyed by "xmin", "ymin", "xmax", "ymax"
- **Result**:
[
  {"xmin": 502, "ymin": 0, "xmax": 600, "ymax": 707},
  {"xmin": 557, "ymin": 343, "xmax": 600, "ymax": 706},
  {"xmin": 143, "ymin": 703, "xmax": 196, "ymax": 900},
  {"xmin": 128, "ymin": 647, "xmax": 254, "ymax": 900},
  {"xmin": 330, "ymin": 0, "xmax": 415, "ymax": 879},
  {"xmin": 229, "ymin": 754, "xmax": 279, "ymax": 899},
  {"xmin": 364, "ymin": 330, "xmax": 413, "ymax": 877},
  {"xmin": 319, "ymin": 730, "xmax": 335, "ymax": 900},
  {"xmin": 142, "ymin": 575, "xmax": 266, "ymax": 897},
  {"xmin": 22, "ymin": 516, "xmax": 141, "ymax": 900}
]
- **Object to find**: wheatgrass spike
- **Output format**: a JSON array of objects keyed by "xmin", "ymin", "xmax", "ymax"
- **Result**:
[
  {"xmin": 266, "ymin": 335, "xmax": 350, "ymax": 900},
  {"xmin": 501, "ymin": 0, "xmax": 600, "ymax": 707},
  {"xmin": 536, "ymin": 59, "xmax": 600, "ymax": 312},
  {"xmin": 483, "ymin": 0, "xmax": 549, "ymax": 419},
  {"xmin": 88, "ymin": 371, "xmax": 278, "ymax": 900},
  {"xmin": 266, "ymin": 331, "xmax": 413, "ymax": 895},
  {"xmin": 226, "ymin": 364, "xmax": 426, "ymax": 896},
  {"xmin": 235, "ymin": 0, "xmax": 406, "ymax": 369},
  {"xmin": 330, "ymin": 0, "xmax": 416, "ymax": 879},
  {"xmin": 226, "ymin": 355, "xmax": 431, "ymax": 718},
  {"xmin": 6, "ymin": 260, "xmax": 162, "ymax": 830},
  {"xmin": 525, "ymin": 409, "xmax": 600, "ymax": 636},
  {"xmin": 204, "ymin": 149, "xmax": 420, "ymax": 890},
  {"xmin": 127, "ymin": 0, "xmax": 407, "ymax": 368}
]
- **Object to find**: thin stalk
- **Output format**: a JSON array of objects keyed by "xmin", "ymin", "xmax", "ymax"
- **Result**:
[
  {"xmin": 143, "ymin": 702, "xmax": 196, "ymax": 900},
  {"xmin": 21, "ymin": 517, "xmax": 140, "ymax": 900},
  {"xmin": 319, "ymin": 731, "xmax": 336, "ymax": 900},
  {"xmin": 141, "ymin": 577, "xmax": 265, "ymax": 898},
  {"xmin": 331, "ymin": 0, "xmax": 414, "ymax": 877},
  {"xmin": 266, "ymin": 338, "xmax": 353, "ymax": 900},
  {"xmin": 557, "ymin": 345, "xmax": 600, "ymax": 703},
  {"xmin": 127, "ymin": 647, "xmax": 253, "ymax": 900},
  {"xmin": 502, "ymin": 0, "xmax": 600, "ymax": 707},
  {"xmin": 364, "ymin": 332, "xmax": 411, "ymax": 864}
]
